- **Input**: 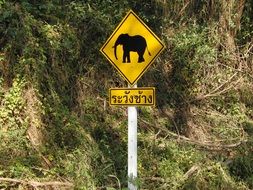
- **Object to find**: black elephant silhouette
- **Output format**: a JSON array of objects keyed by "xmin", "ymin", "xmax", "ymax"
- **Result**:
[{"xmin": 113, "ymin": 33, "xmax": 151, "ymax": 63}]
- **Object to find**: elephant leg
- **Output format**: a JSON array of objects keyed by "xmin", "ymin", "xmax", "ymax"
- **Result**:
[
  {"xmin": 123, "ymin": 51, "xmax": 130, "ymax": 63},
  {"xmin": 123, "ymin": 51, "xmax": 127, "ymax": 63},
  {"xmin": 138, "ymin": 51, "xmax": 145, "ymax": 63},
  {"xmin": 126, "ymin": 52, "xmax": 131, "ymax": 63}
]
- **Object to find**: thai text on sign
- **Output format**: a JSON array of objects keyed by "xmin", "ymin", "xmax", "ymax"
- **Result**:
[{"xmin": 109, "ymin": 87, "xmax": 155, "ymax": 106}]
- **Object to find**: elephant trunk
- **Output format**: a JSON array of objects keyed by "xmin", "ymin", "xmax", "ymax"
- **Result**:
[{"xmin": 113, "ymin": 40, "xmax": 120, "ymax": 60}]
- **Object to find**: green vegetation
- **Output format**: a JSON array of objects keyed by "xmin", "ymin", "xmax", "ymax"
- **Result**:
[{"xmin": 0, "ymin": 0, "xmax": 253, "ymax": 189}]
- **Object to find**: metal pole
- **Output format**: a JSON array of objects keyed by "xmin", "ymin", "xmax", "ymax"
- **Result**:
[{"xmin": 128, "ymin": 84, "xmax": 138, "ymax": 190}]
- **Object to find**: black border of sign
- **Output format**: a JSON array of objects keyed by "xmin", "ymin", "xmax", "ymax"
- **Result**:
[
  {"xmin": 109, "ymin": 87, "xmax": 155, "ymax": 106},
  {"xmin": 100, "ymin": 10, "xmax": 165, "ymax": 86}
]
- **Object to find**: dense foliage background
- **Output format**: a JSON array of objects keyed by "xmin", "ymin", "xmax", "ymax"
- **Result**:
[{"xmin": 0, "ymin": 0, "xmax": 253, "ymax": 189}]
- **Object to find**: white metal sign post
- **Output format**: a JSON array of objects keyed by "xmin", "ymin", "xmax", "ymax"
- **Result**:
[{"xmin": 128, "ymin": 84, "xmax": 138, "ymax": 190}]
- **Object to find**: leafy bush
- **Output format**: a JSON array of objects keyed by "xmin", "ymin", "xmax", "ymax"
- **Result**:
[{"xmin": 183, "ymin": 162, "xmax": 248, "ymax": 190}]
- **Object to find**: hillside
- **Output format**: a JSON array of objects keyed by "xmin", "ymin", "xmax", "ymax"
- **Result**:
[{"xmin": 0, "ymin": 1, "xmax": 253, "ymax": 189}]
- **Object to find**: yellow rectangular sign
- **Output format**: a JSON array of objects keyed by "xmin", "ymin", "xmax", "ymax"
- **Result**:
[{"xmin": 109, "ymin": 87, "xmax": 155, "ymax": 106}]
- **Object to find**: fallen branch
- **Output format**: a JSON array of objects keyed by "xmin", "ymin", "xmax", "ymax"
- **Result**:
[
  {"xmin": 139, "ymin": 118, "xmax": 247, "ymax": 150},
  {"xmin": 143, "ymin": 176, "xmax": 165, "ymax": 183},
  {"xmin": 195, "ymin": 72, "xmax": 241, "ymax": 101},
  {"xmin": 178, "ymin": 0, "xmax": 191, "ymax": 17},
  {"xmin": 0, "ymin": 178, "xmax": 74, "ymax": 188},
  {"xmin": 108, "ymin": 175, "xmax": 121, "ymax": 190},
  {"xmin": 183, "ymin": 165, "xmax": 200, "ymax": 179}
]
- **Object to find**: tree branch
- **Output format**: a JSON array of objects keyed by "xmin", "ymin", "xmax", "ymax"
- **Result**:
[
  {"xmin": 140, "ymin": 118, "xmax": 247, "ymax": 150},
  {"xmin": 0, "ymin": 178, "xmax": 74, "ymax": 188}
]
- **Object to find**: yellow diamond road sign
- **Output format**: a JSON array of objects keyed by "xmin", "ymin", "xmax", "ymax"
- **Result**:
[{"xmin": 100, "ymin": 10, "xmax": 165, "ymax": 86}]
